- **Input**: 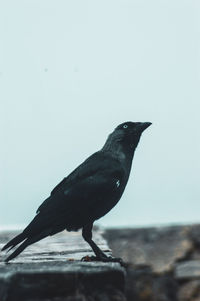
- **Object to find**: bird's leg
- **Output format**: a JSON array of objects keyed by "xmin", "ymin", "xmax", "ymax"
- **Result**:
[
  {"xmin": 81, "ymin": 223, "xmax": 123, "ymax": 264},
  {"xmin": 82, "ymin": 223, "xmax": 107, "ymax": 259}
]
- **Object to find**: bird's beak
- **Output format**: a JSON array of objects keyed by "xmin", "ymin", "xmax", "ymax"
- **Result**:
[{"xmin": 137, "ymin": 122, "xmax": 152, "ymax": 133}]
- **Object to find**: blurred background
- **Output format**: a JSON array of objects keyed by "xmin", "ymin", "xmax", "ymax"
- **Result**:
[{"xmin": 0, "ymin": 0, "xmax": 199, "ymax": 229}]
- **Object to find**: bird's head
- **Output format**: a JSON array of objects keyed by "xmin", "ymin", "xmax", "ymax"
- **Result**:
[{"xmin": 103, "ymin": 121, "xmax": 152, "ymax": 153}]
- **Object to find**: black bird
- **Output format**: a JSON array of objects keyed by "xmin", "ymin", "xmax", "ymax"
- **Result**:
[{"xmin": 2, "ymin": 121, "xmax": 151, "ymax": 262}]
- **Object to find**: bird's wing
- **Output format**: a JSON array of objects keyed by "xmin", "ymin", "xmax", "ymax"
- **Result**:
[
  {"xmin": 33, "ymin": 152, "xmax": 124, "ymax": 231},
  {"xmin": 36, "ymin": 152, "xmax": 99, "ymax": 214},
  {"xmin": 37, "ymin": 152, "xmax": 120, "ymax": 213},
  {"xmin": 50, "ymin": 152, "xmax": 111, "ymax": 196}
]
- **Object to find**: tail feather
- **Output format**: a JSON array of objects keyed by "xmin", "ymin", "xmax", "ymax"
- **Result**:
[
  {"xmin": 5, "ymin": 230, "xmax": 50, "ymax": 262},
  {"xmin": 5, "ymin": 238, "xmax": 31, "ymax": 262},
  {"xmin": 1, "ymin": 214, "xmax": 47, "ymax": 253},
  {"xmin": 1, "ymin": 232, "xmax": 27, "ymax": 251}
]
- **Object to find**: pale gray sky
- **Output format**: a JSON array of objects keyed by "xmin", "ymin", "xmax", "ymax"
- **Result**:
[{"xmin": 1, "ymin": 0, "xmax": 200, "ymax": 228}]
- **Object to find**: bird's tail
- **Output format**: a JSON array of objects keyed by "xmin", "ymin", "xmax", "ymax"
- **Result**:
[
  {"xmin": 4, "ymin": 230, "xmax": 50, "ymax": 262},
  {"xmin": 1, "ymin": 232, "xmax": 27, "ymax": 252}
]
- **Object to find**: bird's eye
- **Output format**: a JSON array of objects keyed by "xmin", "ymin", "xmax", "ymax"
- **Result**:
[{"xmin": 123, "ymin": 124, "xmax": 128, "ymax": 129}]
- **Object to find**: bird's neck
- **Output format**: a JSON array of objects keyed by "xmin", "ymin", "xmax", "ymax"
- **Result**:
[{"xmin": 102, "ymin": 139, "xmax": 135, "ymax": 173}]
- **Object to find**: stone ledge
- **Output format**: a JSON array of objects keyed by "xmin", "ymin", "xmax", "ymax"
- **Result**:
[
  {"xmin": 0, "ymin": 230, "xmax": 125, "ymax": 301},
  {"xmin": 0, "ymin": 262, "xmax": 125, "ymax": 301},
  {"xmin": 3, "ymin": 224, "xmax": 200, "ymax": 301},
  {"xmin": 104, "ymin": 225, "xmax": 193, "ymax": 273},
  {"xmin": 104, "ymin": 224, "xmax": 200, "ymax": 301}
]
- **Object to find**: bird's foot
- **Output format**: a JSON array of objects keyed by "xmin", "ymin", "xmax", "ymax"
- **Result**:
[
  {"xmin": 81, "ymin": 255, "xmax": 125, "ymax": 266},
  {"xmin": 81, "ymin": 255, "xmax": 97, "ymax": 262}
]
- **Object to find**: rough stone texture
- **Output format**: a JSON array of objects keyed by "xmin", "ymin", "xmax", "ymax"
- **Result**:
[
  {"xmin": 3, "ymin": 224, "xmax": 200, "ymax": 300},
  {"xmin": 0, "ymin": 229, "xmax": 110, "ymax": 263},
  {"xmin": 175, "ymin": 260, "xmax": 200, "ymax": 280},
  {"xmin": 0, "ymin": 230, "xmax": 125, "ymax": 301},
  {"xmin": 178, "ymin": 280, "xmax": 200, "ymax": 301},
  {"xmin": 104, "ymin": 224, "xmax": 200, "ymax": 301},
  {"xmin": 104, "ymin": 226, "xmax": 193, "ymax": 273},
  {"xmin": 125, "ymin": 265, "xmax": 178, "ymax": 301}
]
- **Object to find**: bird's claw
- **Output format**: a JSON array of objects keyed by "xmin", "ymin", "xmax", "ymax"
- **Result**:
[
  {"xmin": 81, "ymin": 255, "xmax": 97, "ymax": 262},
  {"xmin": 81, "ymin": 255, "xmax": 125, "ymax": 266}
]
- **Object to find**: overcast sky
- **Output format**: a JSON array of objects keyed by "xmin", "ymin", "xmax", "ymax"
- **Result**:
[{"xmin": 1, "ymin": 0, "xmax": 200, "ymax": 228}]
